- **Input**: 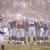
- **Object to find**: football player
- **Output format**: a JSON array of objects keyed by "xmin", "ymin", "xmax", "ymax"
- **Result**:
[
  {"xmin": 15, "ymin": 21, "xmax": 21, "ymax": 45},
  {"xmin": 18, "ymin": 20, "xmax": 26, "ymax": 45},
  {"xmin": 8, "ymin": 22, "xmax": 13, "ymax": 44},
  {"xmin": 24, "ymin": 20, "xmax": 29, "ymax": 44},
  {"xmin": 28, "ymin": 19, "xmax": 36, "ymax": 45},
  {"xmin": 43, "ymin": 21, "xmax": 49, "ymax": 45},
  {"xmin": 35, "ymin": 19, "xmax": 40, "ymax": 45},
  {"xmin": 12, "ymin": 21, "xmax": 17, "ymax": 45},
  {"xmin": 0, "ymin": 15, "xmax": 5, "ymax": 50},
  {"xmin": 39, "ymin": 19, "xmax": 44, "ymax": 45}
]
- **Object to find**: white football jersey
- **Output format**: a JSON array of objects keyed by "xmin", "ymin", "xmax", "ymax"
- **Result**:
[
  {"xmin": 13, "ymin": 27, "xmax": 17, "ymax": 36},
  {"xmin": 0, "ymin": 22, "xmax": 3, "ymax": 32},
  {"xmin": 19, "ymin": 21, "xmax": 23, "ymax": 25}
]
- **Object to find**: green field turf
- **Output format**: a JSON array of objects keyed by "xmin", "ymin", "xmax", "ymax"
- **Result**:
[
  {"xmin": 0, "ymin": 36, "xmax": 50, "ymax": 50},
  {"xmin": 0, "ymin": 44, "xmax": 50, "ymax": 50}
]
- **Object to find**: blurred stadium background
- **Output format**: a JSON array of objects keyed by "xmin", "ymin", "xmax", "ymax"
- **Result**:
[{"xmin": 0, "ymin": 0, "xmax": 50, "ymax": 50}]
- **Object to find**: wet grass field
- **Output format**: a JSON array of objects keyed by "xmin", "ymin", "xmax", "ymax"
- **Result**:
[{"xmin": 0, "ymin": 36, "xmax": 50, "ymax": 50}]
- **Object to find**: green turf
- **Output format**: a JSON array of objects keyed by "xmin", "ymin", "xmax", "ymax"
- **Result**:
[
  {"xmin": 0, "ymin": 36, "xmax": 50, "ymax": 50},
  {"xmin": 0, "ymin": 44, "xmax": 50, "ymax": 50}
]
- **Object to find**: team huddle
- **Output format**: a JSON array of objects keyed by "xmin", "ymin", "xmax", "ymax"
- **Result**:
[
  {"xmin": 0, "ymin": 15, "xmax": 49, "ymax": 50},
  {"xmin": 8, "ymin": 19, "xmax": 49, "ymax": 45}
]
